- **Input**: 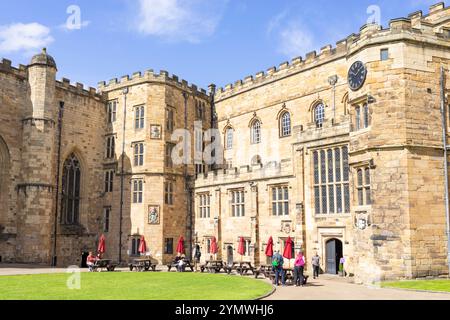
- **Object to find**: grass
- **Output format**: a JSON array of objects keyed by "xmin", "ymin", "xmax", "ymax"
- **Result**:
[
  {"xmin": 0, "ymin": 272, "xmax": 273, "ymax": 300},
  {"xmin": 382, "ymin": 279, "xmax": 450, "ymax": 293}
]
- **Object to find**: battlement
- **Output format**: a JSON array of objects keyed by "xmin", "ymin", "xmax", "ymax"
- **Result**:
[
  {"xmin": 194, "ymin": 159, "xmax": 293, "ymax": 187},
  {"xmin": 215, "ymin": 2, "xmax": 450, "ymax": 100},
  {"xmin": 0, "ymin": 59, "xmax": 27, "ymax": 79},
  {"xmin": 56, "ymin": 77, "xmax": 103, "ymax": 100},
  {"xmin": 98, "ymin": 69, "xmax": 210, "ymax": 99}
]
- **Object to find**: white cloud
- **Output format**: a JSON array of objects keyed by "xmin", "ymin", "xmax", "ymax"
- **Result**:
[
  {"xmin": 0, "ymin": 23, "xmax": 54, "ymax": 55},
  {"xmin": 267, "ymin": 12, "xmax": 315, "ymax": 58},
  {"xmin": 136, "ymin": 0, "xmax": 227, "ymax": 43},
  {"xmin": 278, "ymin": 23, "xmax": 314, "ymax": 58}
]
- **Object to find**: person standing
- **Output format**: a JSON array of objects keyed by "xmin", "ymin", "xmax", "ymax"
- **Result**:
[
  {"xmin": 86, "ymin": 252, "xmax": 97, "ymax": 272},
  {"xmin": 272, "ymin": 251, "xmax": 285, "ymax": 286},
  {"xmin": 312, "ymin": 252, "xmax": 320, "ymax": 279},
  {"xmin": 194, "ymin": 245, "xmax": 201, "ymax": 272},
  {"xmin": 293, "ymin": 252, "xmax": 305, "ymax": 287}
]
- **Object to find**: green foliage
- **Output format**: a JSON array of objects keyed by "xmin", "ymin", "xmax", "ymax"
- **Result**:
[
  {"xmin": 0, "ymin": 272, "xmax": 272, "ymax": 300},
  {"xmin": 382, "ymin": 280, "xmax": 450, "ymax": 293}
]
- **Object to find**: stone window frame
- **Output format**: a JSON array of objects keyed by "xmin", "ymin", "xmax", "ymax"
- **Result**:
[
  {"xmin": 164, "ymin": 237, "xmax": 174, "ymax": 255},
  {"xmin": 250, "ymin": 119, "xmax": 262, "ymax": 144},
  {"xmin": 237, "ymin": 237, "xmax": 252, "ymax": 257},
  {"xmin": 61, "ymin": 153, "xmax": 82, "ymax": 225},
  {"xmin": 104, "ymin": 169, "xmax": 114, "ymax": 193},
  {"xmin": 313, "ymin": 103, "xmax": 325, "ymax": 128},
  {"xmin": 105, "ymin": 135, "xmax": 115, "ymax": 159},
  {"xmin": 279, "ymin": 111, "xmax": 292, "ymax": 137},
  {"xmin": 164, "ymin": 181, "xmax": 174, "ymax": 206},
  {"xmin": 107, "ymin": 100, "xmax": 118, "ymax": 124},
  {"xmin": 356, "ymin": 166, "xmax": 372, "ymax": 206},
  {"xmin": 380, "ymin": 48, "xmax": 389, "ymax": 61},
  {"xmin": 166, "ymin": 106, "xmax": 175, "ymax": 133},
  {"xmin": 353, "ymin": 103, "xmax": 371, "ymax": 131},
  {"xmin": 270, "ymin": 184, "xmax": 290, "ymax": 216},
  {"xmin": 132, "ymin": 142, "xmax": 145, "ymax": 166},
  {"xmin": 198, "ymin": 193, "xmax": 211, "ymax": 219},
  {"xmin": 132, "ymin": 179, "xmax": 144, "ymax": 204},
  {"xmin": 230, "ymin": 188, "xmax": 245, "ymax": 217},
  {"xmin": 313, "ymin": 146, "xmax": 350, "ymax": 215},
  {"xmin": 224, "ymin": 126, "xmax": 234, "ymax": 150},
  {"xmin": 134, "ymin": 105, "xmax": 145, "ymax": 130},
  {"xmin": 103, "ymin": 207, "xmax": 111, "ymax": 233},
  {"xmin": 131, "ymin": 236, "xmax": 141, "ymax": 256},
  {"xmin": 165, "ymin": 143, "xmax": 175, "ymax": 168}
]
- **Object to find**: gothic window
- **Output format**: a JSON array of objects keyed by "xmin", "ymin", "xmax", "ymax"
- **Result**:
[
  {"xmin": 166, "ymin": 108, "xmax": 175, "ymax": 133},
  {"xmin": 132, "ymin": 180, "xmax": 143, "ymax": 204},
  {"xmin": 104, "ymin": 170, "xmax": 114, "ymax": 193},
  {"xmin": 225, "ymin": 127, "xmax": 233, "ymax": 150},
  {"xmin": 61, "ymin": 153, "xmax": 81, "ymax": 225},
  {"xmin": 165, "ymin": 238, "xmax": 174, "ymax": 254},
  {"xmin": 280, "ymin": 112, "xmax": 291, "ymax": 137},
  {"xmin": 135, "ymin": 105, "xmax": 145, "ymax": 129},
  {"xmin": 133, "ymin": 143, "xmax": 144, "ymax": 166},
  {"xmin": 131, "ymin": 237, "xmax": 141, "ymax": 256},
  {"xmin": 107, "ymin": 100, "xmax": 117, "ymax": 124},
  {"xmin": 105, "ymin": 136, "xmax": 115, "ymax": 159},
  {"xmin": 355, "ymin": 106, "xmax": 361, "ymax": 131},
  {"xmin": 0, "ymin": 136, "xmax": 9, "ymax": 213},
  {"xmin": 271, "ymin": 186, "xmax": 289, "ymax": 216},
  {"xmin": 165, "ymin": 181, "xmax": 174, "ymax": 205},
  {"xmin": 103, "ymin": 207, "xmax": 111, "ymax": 233},
  {"xmin": 353, "ymin": 104, "xmax": 370, "ymax": 131},
  {"xmin": 314, "ymin": 103, "xmax": 325, "ymax": 128},
  {"xmin": 313, "ymin": 146, "xmax": 350, "ymax": 214},
  {"xmin": 251, "ymin": 120, "xmax": 261, "ymax": 144},
  {"xmin": 198, "ymin": 193, "xmax": 211, "ymax": 218},
  {"xmin": 357, "ymin": 167, "xmax": 372, "ymax": 206},
  {"xmin": 231, "ymin": 190, "xmax": 245, "ymax": 217}
]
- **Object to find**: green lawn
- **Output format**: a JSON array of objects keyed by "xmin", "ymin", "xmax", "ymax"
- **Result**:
[
  {"xmin": 382, "ymin": 280, "xmax": 450, "ymax": 293},
  {"xmin": 0, "ymin": 272, "xmax": 272, "ymax": 300}
]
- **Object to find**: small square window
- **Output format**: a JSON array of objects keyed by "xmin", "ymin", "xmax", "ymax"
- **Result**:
[{"xmin": 380, "ymin": 49, "xmax": 389, "ymax": 61}]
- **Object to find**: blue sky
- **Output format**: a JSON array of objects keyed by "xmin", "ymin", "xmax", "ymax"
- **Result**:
[{"xmin": 0, "ymin": 0, "xmax": 439, "ymax": 90}]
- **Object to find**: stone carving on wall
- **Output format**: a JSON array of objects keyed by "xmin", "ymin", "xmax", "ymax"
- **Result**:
[{"xmin": 354, "ymin": 211, "xmax": 371, "ymax": 230}]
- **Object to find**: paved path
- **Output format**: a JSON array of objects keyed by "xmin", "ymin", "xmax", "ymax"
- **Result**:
[{"xmin": 264, "ymin": 275, "xmax": 450, "ymax": 300}]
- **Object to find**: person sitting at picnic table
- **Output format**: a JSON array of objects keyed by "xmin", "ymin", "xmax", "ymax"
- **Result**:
[
  {"xmin": 177, "ymin": 255, "xmax": 186, "ymax": 272},
  {"xmin": 86, "ymin": 252, "xmax": 98, "ymax": 272}
]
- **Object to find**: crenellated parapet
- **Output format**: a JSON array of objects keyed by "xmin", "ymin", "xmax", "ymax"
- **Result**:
[
  {"xmin": 215, "ymin": 2, "xmax": 450, "ymax": 101},
  {"xmin": 56, "ymin": 77, "xmax": 103, "ymax": 101},
  {"xmin": 0, "ymin": 59, "xmax": 27, "ymax": 79},
  {"xmin": 97, "ymin": 69, "xmax": 210, "ymax": 99}
]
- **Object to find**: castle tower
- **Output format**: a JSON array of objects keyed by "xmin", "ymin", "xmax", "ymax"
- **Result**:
[{"xmin": 16, "ymin": 48, "xmax": 58, "ymax": 264}]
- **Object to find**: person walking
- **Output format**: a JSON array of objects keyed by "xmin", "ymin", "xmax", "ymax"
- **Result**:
[
  {"xmin": 312, "ymin": 252, "xmax": 320, "ymax": 279},
  {"xmin": 272, "ymin": 250, "xmax": 285, "ymax": 286},
  {"xmin": 194, "ymin": 245, "xmax": 201, "ymax": 272},
  {"xmin": 293, "ymin": 252, "xmax": 305, "ymax": 287}
]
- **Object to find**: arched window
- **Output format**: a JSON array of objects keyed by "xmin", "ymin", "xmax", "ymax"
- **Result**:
[
  {"xmin": 225, "ymin": 127, "xmax": 233, "ymax": 150},
  {"xmin": 280, "ymin": 112, "xmax": 291, "ymax": 137},
  {"xmin": 251, "ymin": 120, "xmax": 261, "ymax": 144},
  {"xmin": 0, "ymin": 136, "xmax": 10, "ymax": 214},
  {"xmin": 314, "ymin": 103, "xmax": 325, "ymax": 128},
  {"xmin": 61, "ymin": 153, "xmax": 81, "ymax": 225}
]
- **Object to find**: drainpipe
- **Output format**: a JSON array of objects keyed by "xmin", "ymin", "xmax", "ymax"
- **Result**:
[
  {"xmin": 52, "ymin": 101, "xmax": 64, "ymax": 267},
  {"xmin": 440, "ymin": 66, "xmax": 450, "ymax": 275},
  {"xmin": 118, "ymin": 88, "xmax": 128, "ymax": 264}
]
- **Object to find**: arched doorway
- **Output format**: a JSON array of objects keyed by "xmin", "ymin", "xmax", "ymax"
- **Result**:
[
  {"xmin": 226, "ymin": 245, "xmax": 233, "ymax": 265},
  {"xmin": 325, "ymin": 239, "xmax": 343, "ymax": 275}
]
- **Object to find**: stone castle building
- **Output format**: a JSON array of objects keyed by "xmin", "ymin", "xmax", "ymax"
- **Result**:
[{"xmin": 1, "ymin": 3, "xmax": 450, "ymax": 283}]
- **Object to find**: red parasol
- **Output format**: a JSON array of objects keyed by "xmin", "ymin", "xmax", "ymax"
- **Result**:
[
  {"xmin": 283, "ymin": 236, "xmax": 293, "ymax": 259},
  {"xmin": 97, "ymin": 234, "xmax": 106, "ymax": 256},
  {"xmin": 138, "ymin": 236, "xmax": 147, "ymax": 254},
  {"xmin": 265, "ymin": 236, "xmax": 274, "ymax": 257},
  {"xmin": 237, "ymin": 237, "xmax": 246, "ymax": 256},
  {"xmin": 176, "ymin": 236, "xmax": 185, "ymax": 255},
  {"xmin": 210, "ymin": 237, "xmax": 218, "ymax": 255}
]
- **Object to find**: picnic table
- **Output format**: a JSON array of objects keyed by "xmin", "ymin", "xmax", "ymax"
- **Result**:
[
  {"xmin": 226, "ymin": 261, "xmax": 255, "ymax": 275},
  {"xmin": 167, "ymin": 259, "xmax": 194, "ymax": 272},
  {"xmin": 93, "ymin": 259, "xmax": 117, "ymax": 272},
  {"xmin": 129, "ymin": 258, "xmax": 157, "ymax": 272},
  {"xmin": 200, "ymin": 260, "xmax": 227, "ymax": 273},
  {"xmin": 254, "ymin": 265, "xmax": 273, "ymax": 279},
  {"xmin": 267, "ymin": 267, "xmax": 309, "ymax": 285}
]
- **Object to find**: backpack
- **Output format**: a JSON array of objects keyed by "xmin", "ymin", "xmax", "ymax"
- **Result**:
[{"xmin": 272, "ymin": 255, "xmax": 281, "ymax": 268}]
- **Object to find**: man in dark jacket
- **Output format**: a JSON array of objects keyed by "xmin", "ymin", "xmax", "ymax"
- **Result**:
[
  {"xmin": 312, "ymin": 252, "xmax": 320, "ymax": 279},
  {"xmin": 272, "ymin": 251, "xmax": 285, "ymax": 286}
]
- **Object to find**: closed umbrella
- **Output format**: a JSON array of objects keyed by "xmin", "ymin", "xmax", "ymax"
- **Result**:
[
  {"xmin": 237, "ymin": 237, "xmax": 246, "ymax": 262},
  {"xmin": 138, "ymin": 236, "xmax": 147, "ymax": 255},
  {"xmin": 265, "ymin": 236, "xmax": 274, "ymax": 258},
  {"xmin": 283, "ymin": 236, "xmax": 294, "ymax": 268},
  {"xmin": 176, "ymin": 236, "xmax": 185, "ymax": 256},
  {"xmin": 97, "ymin": 234, "xmax": 106, "ymax": 258},
  {"xmin": 210, "ymin": 237, "xmax": 218, "ymax": 259}
]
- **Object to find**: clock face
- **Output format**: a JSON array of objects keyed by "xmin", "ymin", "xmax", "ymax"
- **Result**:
[{"xmin": 348, "ymin": 61, "xmax": 367, "ymax": 91}]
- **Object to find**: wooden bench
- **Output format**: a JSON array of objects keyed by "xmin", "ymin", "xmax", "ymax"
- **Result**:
[
  {"xmin": 129, "ymin": 259, "xmax": 157, "ymax": 272},
  {"xmin": 93, "ymin": 259, "xmax": 117, "ymax": 272},
  {"xmin": 167, "ymin": 259, "xmax": 194, "ymax": 272}
]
